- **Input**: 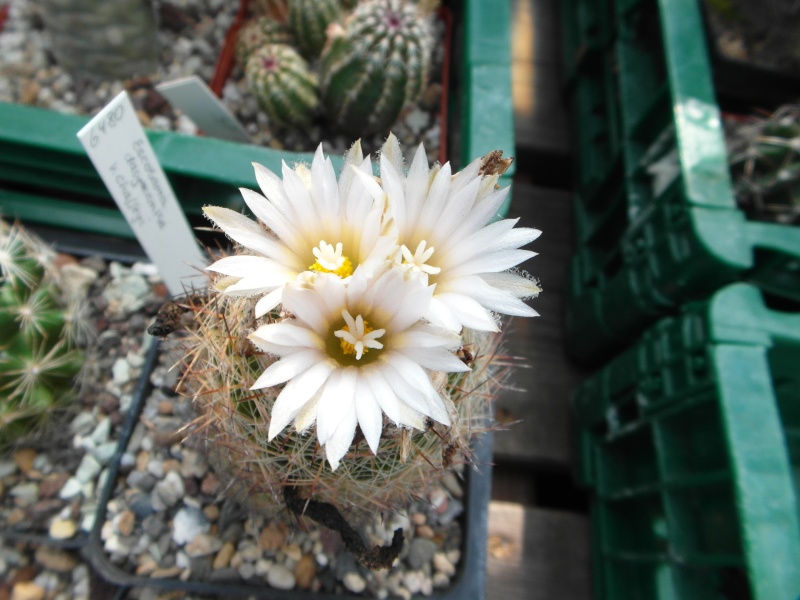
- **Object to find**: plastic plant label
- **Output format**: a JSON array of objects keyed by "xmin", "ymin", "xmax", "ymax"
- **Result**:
[
  {"xmin": 156, "ymin": 76, "xmax": 251, "ymax": 143},
  {"xmin": 77, "ymin": 91, "xmax": 206, "ymax": 296}
]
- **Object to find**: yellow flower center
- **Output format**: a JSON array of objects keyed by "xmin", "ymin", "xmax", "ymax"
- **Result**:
[
  {"xmin": 309, "ymin": 240, "xmax": 354, "ymax": 278},
  {"xmin": 334, "ymin": 310, "xmax": 385, "ymax": 360}
]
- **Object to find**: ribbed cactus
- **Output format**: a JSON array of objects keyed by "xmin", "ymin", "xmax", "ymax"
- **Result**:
[
  {"xmin": 245, "ymin": 44, "xmax": 320, "ymax": 129},
  {"xmin": 727, "ymin": 104, "xmax": 800, "ymax": 224},
  {"xmin": 0, "ymin": 221, "xmax": 87, "ymax": 444},
  {"xmin": 320, "ymin": 0, "xmax": 435, "ymax": 135},
  {"xmin": 178, "ymin": 291, "xmax": 501, "ymax": 520},
  {"xmin": 235, "ymin": 16, "xmax": 294, "ymax": 68},
  {"xmin": 287, "ymin": 0, "xmax": 344, "ymax": 58}
]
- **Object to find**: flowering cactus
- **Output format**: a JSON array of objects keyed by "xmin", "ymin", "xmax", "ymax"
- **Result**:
[
  {"xmin": 245, "ymin": 44, "xmax": 320, "ymax": 129},
  {"xmin": 180, "ymin": 135, "xmax": 539, "ymax": 563},
  {"xmin": 0, "ymin": 220, "xmax": 88, "ymax": 444},
  {"xmin": 287, "ymin": 0, "xmax": 344, "ymax": 58},
  {"xmin": 320, "ymin": 0, "xmax": 435, "ymax": 135}
]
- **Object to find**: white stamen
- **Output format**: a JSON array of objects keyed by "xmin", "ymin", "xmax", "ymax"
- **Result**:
[
  {"xmin": 312, "ymin": 241, "xmax": 345, "ymax": 271},
  {"xmin": 400, "ymin": 240, "xmax": 441, "ymax": 275}
]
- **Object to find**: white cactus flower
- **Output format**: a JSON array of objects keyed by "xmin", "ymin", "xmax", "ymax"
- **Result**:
[
  {"xmin": 203, "ymin": 141, "xmax": 396, "ymax": 318},
  {"xmin": 375, "ymin": 134, "xmax": 542, "ymax": 332},
  {"xmin": 247, "ymin": 267, "xmax": 469, "ymax": 470}
]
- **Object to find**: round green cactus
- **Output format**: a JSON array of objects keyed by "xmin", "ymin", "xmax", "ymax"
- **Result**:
[
  {"xmin": 0, "ymin": 221, "xmax": 87, "ymax": 445},
  {"xmin": 287, "ymin": 0, "xmax": 344, "ymax": 58},
  {"xmin": 320, "ymin": 0, "xmax": 435, "ymax": 136},
  {"xmin": 235, "ymin": 16, "xmax": 294, "ymax": 68},
  {"xmin": 178, "ymin": 291, "xmax": 500, "ymax": 520},
  {"xmin": 245, "ymin": 44, "xmax": 320, "ymax": 129}
]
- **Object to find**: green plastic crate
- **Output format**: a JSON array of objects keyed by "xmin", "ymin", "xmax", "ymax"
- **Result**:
[
  {"xmin": 455, "ymin": 0, "xmax": 515, "ymax": 215},
  {"xmin": 560, "ymin": 0, "xmax": 614, "ymax": 83},
  {"xmin": 574, "ymin": 283, "xmax": 800, "ymax": 600},
  {"xmin": 561, "ymin": 0, "xmax": 800, "ymax": 363},
  {"xmin": 0, "ymin": 0, "xmax": 515, "ymax": 240},
  {"xmin": 0, "ymin": 102, "xmax": 321, "ymax": 240}
]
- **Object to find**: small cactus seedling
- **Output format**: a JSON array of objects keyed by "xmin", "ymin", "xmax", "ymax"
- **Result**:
[
  {"xmin": 0, "ymin": 221, "xmax": 88, "ymax": 445},
  {"xmin": 245, "ymin": 44, "xmax": 320, "ymax": 129},
  {"xmin": 320, "ymin": 0, "xmax": 435, "ymax": 135},
  {"xmin": 287, "ymin": 0, "xmax": 344, "ymax": 58},
  {"xmin": 726, "ymin": 104, "xmax": 800, "ymax": 224},
  {"xmin": 235, "ymin": 16, "xmax": 294, "ymax": 69}
]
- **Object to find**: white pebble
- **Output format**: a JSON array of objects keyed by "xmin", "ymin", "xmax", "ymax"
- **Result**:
[
  {"xmin": 112, "ymin": 358, "xmax": 132, "ymax": 385},
  {"xmin": 0, "ymin": 460, "xmax": 17, "ymax": 478},
  {"xmin": 255, "ymin": 558, "xmax": 274, "ymax": 576},
  {"xmin": 402, "ymin": 570, "xmax": 425, "ymax": 595},
  {"xmin": 267, "ymin": 564, "xmax": 296, "ymax": 590},
  {"xmin": 343, "ymin": 572, "xmax": 366, "ymax": 594},
  {"xmin": 237, "ymin": 542, "xmax": 261, "ymax": 562},
  {"xmin": 75, "ymin": 454, "xmax": 103, "ymax": 484},
  {"xmin": 239, "ymin": 562, "xmax": 256, "ymax": 579},
  {"xmin": 172, "ymin": 506, "xmax": 210, "ymax": 546},
  {"xmin": 432, "ymin": 552, "xmax": 455, "ymax": 576},
  {"xmin": 151, "ymin": 115, "xmax": 172, "ymax": 130}
]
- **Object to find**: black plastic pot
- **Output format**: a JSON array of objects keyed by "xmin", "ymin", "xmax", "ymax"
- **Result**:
[{"xmin": 86, "ymin": 341, "xmax": 493, "ymax": 599}]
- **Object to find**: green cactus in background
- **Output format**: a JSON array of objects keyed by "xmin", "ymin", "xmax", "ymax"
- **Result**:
[
  {"xmin": 35, "ymin": 0, "xmax": 159, "ymax": 80},
  {"xmin": 287, "ymin": 0, "xmax": 344, "ymax": 58},
  {"xmin": 726, "ymin": 104, "xmax": 800, "ymax": 225},
  {"xmin": 236, "ymin": 16, "xmax": 294, "ymax": 68},
  {"xmin": 0, "ymin": 220, "xmax": 87, "ymax": 444},
  {"xmin": 319, "ymin": 0, "xmax": 435, "ymax": 136},
  {"xmin": 245, "ymin": 44, "xmax": 320, "ymax": 129}
]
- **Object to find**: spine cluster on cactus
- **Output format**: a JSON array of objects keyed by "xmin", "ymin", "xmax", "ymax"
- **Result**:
[
  {"xmin": 179, "ymin": 290, "xmax": 504, "ymax": 518},
  {"xmin": 287, "ymin": 0, "xmax": 344, "ymax": 58},
  {"xmin": 0, "ymin": 221, "xmax": 87, "ymax": 444},
  {"xmin": 245, "ymin": 44, "xmax": 320, "ymax": 129},
  {"xmin": 320, "ymin": 0, "xmax": 435, "ymax": 135},
  {"xmin": 235, "ymin": 16, "xmax": 294, "ymax": 68},
  {"xmin": 726, "ymin": 104, "xmax": 800, "ymax": 224}
]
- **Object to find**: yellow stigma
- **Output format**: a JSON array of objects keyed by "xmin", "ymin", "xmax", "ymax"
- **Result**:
[{"xmin": 309, "ymin": 240, "xmax": 354, "ymax": 278}]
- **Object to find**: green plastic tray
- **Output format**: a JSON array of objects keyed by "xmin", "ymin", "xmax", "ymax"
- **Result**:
[
  {"xmin": 574, "ymin": 282, "xmax": 800, "ymax": 600},
  {"xmin": 0, "ymin": 102, "xmax": 320, "ymax": 239},
  {"xmin": 0, "ymin": 0, "xmax": 515, "ymax": 240},
  {"xmin": 560, "ymin": 0, "xmax": 800, "ymax": 363}
]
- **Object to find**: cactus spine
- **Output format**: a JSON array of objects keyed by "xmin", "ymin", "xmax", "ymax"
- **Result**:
[
  {"xmin": 320, "ymin": 0, "xmax": 435, "ymax": 136},
  {"xmin": 0, "ymin": 221, "xmax": 87, "ymax": 444},
  {"xmin": 288, "ymin": 0, "xmax": 344, "ymax": 58},
  {"xmin": 236, "ymin": 16, "xmax": 295, "ymax": 68},
  {"xmin": 245, "ymin": 44, "xmax": 320, "ymax": 129}
]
